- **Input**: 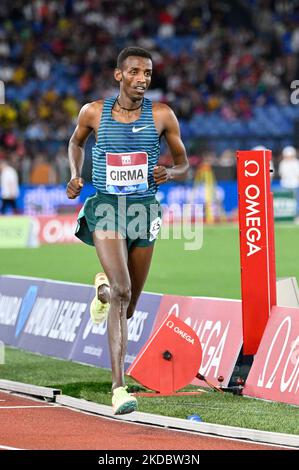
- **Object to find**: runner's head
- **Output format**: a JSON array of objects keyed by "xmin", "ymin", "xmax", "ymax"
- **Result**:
[{"xmin": 114, "ymin": 47, "xmax": 153, "ymax": 100}]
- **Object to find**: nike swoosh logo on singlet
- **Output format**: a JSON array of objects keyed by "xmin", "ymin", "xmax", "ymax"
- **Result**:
[{"xmin": 132, "ymin": 125, "xmax": 150, "ymax": 133}]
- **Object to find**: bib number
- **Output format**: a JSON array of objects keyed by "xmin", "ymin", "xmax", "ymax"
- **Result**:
[{"xmin": 149, "ymin": 217, "xmax": 162, "ymax": 241}]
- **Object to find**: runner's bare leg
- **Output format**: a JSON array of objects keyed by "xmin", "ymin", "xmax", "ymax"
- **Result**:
[
  {"xmin": 126, "ymin": 245, "xmax": 154, "ymax": 318},
  {"xmin": 93, "ymin": 231, "xmax": 131, "ymax": 391}
]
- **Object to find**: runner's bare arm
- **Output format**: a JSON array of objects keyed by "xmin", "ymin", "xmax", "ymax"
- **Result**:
[
  {"xmin": 153, "ymin": 104, "xmax": 189, "ymax": 185},
  {"xmin": 67, "ymin": 103, "xmax": 97, "ymax": 199}
]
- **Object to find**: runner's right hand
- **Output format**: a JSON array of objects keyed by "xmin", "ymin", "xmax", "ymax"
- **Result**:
[{"xmin": 66, "ymin": 177, "xmax": 84, "ymax": 199}]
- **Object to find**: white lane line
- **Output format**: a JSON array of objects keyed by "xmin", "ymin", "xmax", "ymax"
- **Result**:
[
  {"xmin": 0, "ymin": 444, "xmax": 25, "ymax": 450},
  {"xmin": 69, "ymin": 406, "xmax": 293, "ymax": 449},
  {"xmin": 57, "ymin": 395, "xmax": 299, "ymax": 449}
]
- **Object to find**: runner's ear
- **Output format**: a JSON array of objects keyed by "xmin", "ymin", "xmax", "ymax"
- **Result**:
[{"xmin": 114, "ymin": 68, "xmax": 122, "ymax": 82}]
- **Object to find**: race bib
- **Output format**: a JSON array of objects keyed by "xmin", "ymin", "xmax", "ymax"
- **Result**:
[{"xmin": 106, "ymin": 152, "xmax": 148, "ymax": 195}]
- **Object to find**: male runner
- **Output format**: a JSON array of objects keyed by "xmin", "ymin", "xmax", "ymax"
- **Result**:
[{"xmin": 66, "ymin": 47, "xmax": 189, "ymax": 415}]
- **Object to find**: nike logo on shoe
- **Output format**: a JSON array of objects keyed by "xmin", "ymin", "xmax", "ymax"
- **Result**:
[{"xmin": 132, "ymin": 125, "xmax": 150, "ymax": 133}]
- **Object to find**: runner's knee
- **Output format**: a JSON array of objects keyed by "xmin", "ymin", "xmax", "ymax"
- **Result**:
[{"xmin": 110, "ymin": 283, "xmax": 131, "ymax": 305}]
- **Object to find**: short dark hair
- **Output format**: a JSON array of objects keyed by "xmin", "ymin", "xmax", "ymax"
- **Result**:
[{"xmin": 116, "ymin": 47, "xmax": 152, "ymax": 69}]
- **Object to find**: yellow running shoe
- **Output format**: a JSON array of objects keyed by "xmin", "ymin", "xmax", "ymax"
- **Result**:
[
  {"xmin": 89, "ymin": 273, "xmax": 110, "ymax": 324},
  {"xmin": 112, "ymin": 386, "xmax": 138, "ymax": 415}
]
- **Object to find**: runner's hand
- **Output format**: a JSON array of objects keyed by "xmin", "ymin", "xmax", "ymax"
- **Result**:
[
  {"xmin": 153, "ymin": 166, "xmax": 171, "ymax": 185},
  {"xmin": 66, "ymin": 177, "xmax": 84, "ymax": 199}
]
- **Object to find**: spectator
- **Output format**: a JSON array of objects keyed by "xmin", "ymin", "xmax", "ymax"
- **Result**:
[
  {"xmin": 30, "ymin": 154, "xmax": 57, "ymax": 185},
  {"xmin": 278, "ymin": 146, "xmax": 299, "ymax": 190},
  {"xmin": 0, "ymin": 158, "xmax": 20, "ymax": 214},
  {"xmin": 1, "ymin": 1, "xmax": 299, "ymax": 173},
  {"xmin": 278, "ymin": 145, "xmax": 299, "ymax": 214}
]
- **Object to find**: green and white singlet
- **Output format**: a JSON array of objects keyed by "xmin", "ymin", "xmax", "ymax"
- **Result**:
[{"xmin": 92, "ymin": 97, "xmax": 160, "ymax": 197}]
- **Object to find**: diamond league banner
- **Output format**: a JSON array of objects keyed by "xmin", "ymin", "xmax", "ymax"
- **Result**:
[
  {"xmin": 0, "ymin": 276, "xmax": 162, "ymax": 369},
  {"xmin": 0, "ymin": 275, "xmax": 47, "ymax": 348},
  {"xmin": 0, "ymin": 275, "xmax": 92, "ymax": 359},
  {"xmin": 0, "ymin": 276, "xmax": 242, "ymax": 384}
]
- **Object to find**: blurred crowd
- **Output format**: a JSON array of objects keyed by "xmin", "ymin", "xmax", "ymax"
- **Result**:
[{"xmin": 1, "ymin": 0, "xmax": 299, "ymax": 184}]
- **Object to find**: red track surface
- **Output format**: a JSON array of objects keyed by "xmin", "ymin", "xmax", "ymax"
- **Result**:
[{"xmin": 0, "ymin": 392, "xmax": 284, "ymax": 450}]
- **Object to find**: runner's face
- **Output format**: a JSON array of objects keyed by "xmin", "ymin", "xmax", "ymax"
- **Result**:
[{"xmin": 116, "ymin": 56, "xmax": 152, "ymax": 99}]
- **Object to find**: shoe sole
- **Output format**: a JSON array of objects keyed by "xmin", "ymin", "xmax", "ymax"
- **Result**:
[
  {"xmin": 113, "ymin": 400, "xmax": 137, "ymax": 415},
  {"xmin": 90, "ymin": 273, "xmax": 110, "ymax": 324},
  {"xmin": 90, "ymin": 297, "xmax": 109, "ymax": 324}
]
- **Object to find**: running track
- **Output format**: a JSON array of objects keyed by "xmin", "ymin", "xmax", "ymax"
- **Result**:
[{"xmin": 0, "ymin": 391, "xmax": 286, "ymax": 450}]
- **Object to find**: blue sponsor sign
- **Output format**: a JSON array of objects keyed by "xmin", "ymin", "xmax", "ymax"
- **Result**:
[
  {"xmin": 14, "ymin": 181, "xmax": 281, "ymax": 217},
  {"xmin": 15, "ymin": 285, "xmax": 38, "ymax": 338},
  {"xmin": 17, "ymin": 280, "xmax": 91, "ymax": 359},
  {"xmin": 18, "ymin": 185, "xmax": 79, "ymax": 214},
  {"xmin": 0, "ymin": 276, "xmax": 162, "ymax": 370},
  {"xmin": 0, "ymin": 276, "xmax": 46, "ymax": 347}
]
